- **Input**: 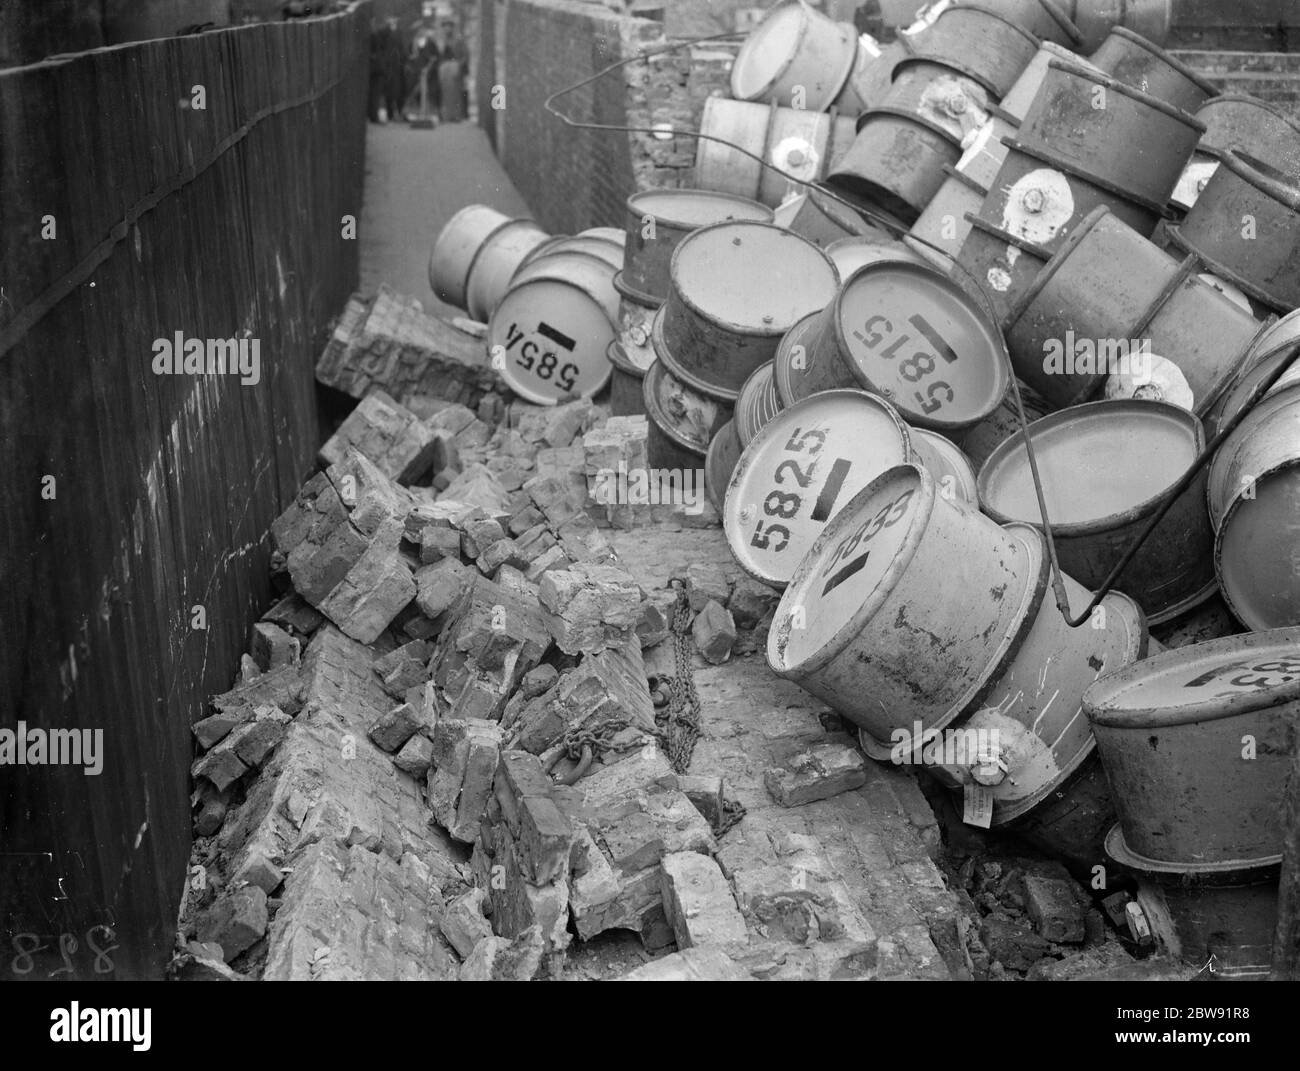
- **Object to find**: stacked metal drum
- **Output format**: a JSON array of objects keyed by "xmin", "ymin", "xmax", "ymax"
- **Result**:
[{"xmin": 426, "ymin": 0, "xmax": 1300, "ymax": 976}]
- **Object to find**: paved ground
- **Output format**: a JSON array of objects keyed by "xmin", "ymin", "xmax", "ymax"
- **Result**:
[
  {"xmin": 359, "ymin": 121, "xmax": 531, "ymax": 315},
  {"xmin": 611, "ymin": 527, "xmax": 970, "ymax": 979}
]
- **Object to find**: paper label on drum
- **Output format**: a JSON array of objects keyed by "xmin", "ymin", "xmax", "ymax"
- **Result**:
[{"xmin": 963, "ymin": 783, "xmax": 993, "ymax": 828}]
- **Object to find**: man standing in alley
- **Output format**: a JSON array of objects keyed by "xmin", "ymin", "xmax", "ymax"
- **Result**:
[
  {"xmin": 369, "ymin": 15, "xmax": 405, "ymax": 123},
  {"xmin": 431, "ymin": 6, "xmax": 470, "ymax": 123}
]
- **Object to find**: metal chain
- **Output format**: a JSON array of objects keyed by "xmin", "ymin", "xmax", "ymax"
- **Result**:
[
  {"xmin": 716, "ymin": 797, "xmax": 747, "ymax": 837},
  {"xmin": 654, "ymin": 581, "xmax": 703, "ymax": 775}
]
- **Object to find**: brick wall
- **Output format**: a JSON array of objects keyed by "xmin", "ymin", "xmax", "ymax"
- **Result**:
[
  {"xmin": 484, "ymin": 0, "xmax": 737, "ymax": 233},
  {"xmin": 1173, "ymin": 50, "xmax": 1300, "ymax": 108}
]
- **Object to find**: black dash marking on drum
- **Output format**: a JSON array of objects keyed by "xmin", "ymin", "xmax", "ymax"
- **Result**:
[
  {"xmin": 909, "ymin": 314, "xmax": 958, "ymax": 364},
  {"xmin": 538, "ymin": 322, "xmax": 576, "ymax": 352},
  {"xmin": 822, "ymin": 551, "xmax": 869, "ymax": 596},
  {"xmin": 811, "ymin": 458, "xmax": 851, "ymax": 522}
]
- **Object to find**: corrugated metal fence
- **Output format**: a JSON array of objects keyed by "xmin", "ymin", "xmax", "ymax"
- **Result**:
[{"xmin": 0, "ymin": 2, "xmax": 369, "ymax": 979}]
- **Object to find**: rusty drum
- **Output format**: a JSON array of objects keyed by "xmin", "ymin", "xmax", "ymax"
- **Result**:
[
  {"xmin": 1085, "ymin": 626, "xmax": 1300, "ymax": 868},
  {"xmin": 1166, "ymin": 150, "xmax": 1300, "ymax": 315},
  {"xmin": 1089, "ymin": 26, "xmax": 1217, "ymax": 113},
  {"xmin": 642, "ymin": 358, "xmax": 732, "ymax": 471},
  {"xmin": 655, "ymin": 221, "xmax": 839, "ymax": 400},
  {"xmin": 1002, "ymin": 206, "xmax": 1261, "ymax": 413},
  {"xmin": 1208, "ymin": 382, "xmax": 1300, "ymax": 631},
  {"xmin": 977, "ymin": 399, "xmax": 1216, "ymax": 623},
  {"xmin": 618, "ymin": 188, "xmax": 773, "ymax": 306}
]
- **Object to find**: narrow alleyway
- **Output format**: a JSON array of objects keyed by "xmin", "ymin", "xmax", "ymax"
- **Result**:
[{"xmin": 360, "ymin": 122, "xmax": 530, "ymax": 314}]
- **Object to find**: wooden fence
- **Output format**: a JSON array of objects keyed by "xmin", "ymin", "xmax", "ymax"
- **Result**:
[{"xmin": 0, "ymin": 2, "xmax": 369, "ymax": 979}]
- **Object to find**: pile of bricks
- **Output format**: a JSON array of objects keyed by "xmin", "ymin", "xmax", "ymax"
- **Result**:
[
  {"xmin": 316, "ymin": 285, "xmax": 503, "ymax": 410},
  {"xmin": 175, "ymin": 365, "xmax": 800, "ymax": 981}
]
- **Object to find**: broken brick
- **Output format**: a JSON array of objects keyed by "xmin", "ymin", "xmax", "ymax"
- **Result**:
[
  {"xmin": 369, "ymin": 702, "xmax": 425, "ymax": 753},
  {"xmin": 197, "ymin": 885, "xmax": 269, "ymax": 964},
  {"xmin": 1023, "ymin": 874, "xmax": 1087, "ymax": 945},
  {"xmin": 250, "ymin": 622, "xmax": 300, "ymax": 671},
  {"xmin": 691, "ymin": 600, "xmax": 736, "ymax": 665},
  {"xmin": 660, "ymin": 851, "xmax": 748, "ymax": 949},
  {"xmin": 763, "ymin": 741, "xmax": 867, "ymax": 807},
  {"xmin": 440, "ymin": 888, "xmax": 493, "ymax": 958}
]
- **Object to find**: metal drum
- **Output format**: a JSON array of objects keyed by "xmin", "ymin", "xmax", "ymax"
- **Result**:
[
  {"xmin": 655, "ymin": 221, "xmax": 839, "ymax": 401},
  {"xmin": 948, "ymin": 44, "xmax": 1101, "ymax": 209},
  {"xmin": 733, "ymin": 361, "xmax": 784, "ymax": 449},
  {"xmin": 705, "ymin": 420, "xmax": 744, "ymax": 514},
  {"xmin": 835, "ymin": 36, "xmax": 911, "ymax": 114},
  {"xmin": 772, "ymin": 310, "xmax": 825, "ymax": 409},
  {"xmin": 1166, "ymin": 150, "xmax": 1300, "ymax": 315},
  {"xmin": 999, "ymin": 40, "xmax": 1097, "ymax": 122},
  {"xmin": 768, "ymin": 463, "xmax": 1046, "ymax": 747},
  {"xmin": 910, "ymin": 428, "xmax": 978, "ymax": 503},
  {"xmin": 613, "ymin": 289, "xmax": 659, "ymax": 376},
  {"xmin": 775, "ymin": 185, "xmax": 893, "ymax": 248},
  {"xmin": 977, "ymin": 399, "xmax": 1216, "ymax": 624},
  {"xmin": 729, "ymin": 0, "xmax": 859, "ymax": 112},
  {"xmin": 826, "ymin": 62, "xmax": 986, "ymax": 225},
  {"xmin": 489, "ymin": 251, "xmax": 618, "ymax": 404},
  {"xmin": 642, "ymin": 359, "xmax": 731, "ymax": 471},
  {"xmin": 544, "ymin": 233, "xmax": 624, "ymax": 270},
  {"xmin": 430, "ymin": 204, "xmax": 546, "ymax": 312},
  {"xmin": 1089, "ymin": 26, "xmax": 1217, "ymax": 113},
  {"xmin": 798, "ymin": 258, "xmax": 1010, "ymax": 432},
  {"xmin": 1085, "ymin": 627, "xmax": 1300, "ymax": 868},
  {"xmin": 1204, "ymin": 310, "xmax": 1300, "ymax": 435},
  {"xmin": 982, "ymin": 60, "xmax": 1205, "ymax": 252},
  {"xmin": 894, "ymin": 4, "xmax": 1042, "ymax": 99},
  {"xmin": 826, "ymin": 236, "xmax": 932, "ymax": 279},
  {"xmin": 905, "ymin": 165, "xmax": 987, "ymax": 269},
  {"xmin": 618, "ymin": 189, "xmax": 773, "ymax": 306},
  {"xmin": 607, "ymin": 340, "xmax": 648, "ymax": 418},
  {"xmin": 904, "ymin": 524, "xmax": 1147, "ymax": 826},
  {"xmin": 1208, "ymin": 382, "xmax": 1300, "ymax": 631},
  {"xmin": 694, "ymin": 98, "xmax": 859, "ymax": 208},
  {"xmin": 953, "ymin": 216, "xmax": 1054, "ymax": 327},
  {"xmin": 464, "ymin": 219, "xmax": 553, "ymax": 322},
  {"xmin": 1063, "ymin": 0, "xmax": 1172, "ymax": 52},
  {"xmin": 1005, "ymin": 752, "xmax": 1118, "ymax": 878},
  {"xmin": 1131, "ymin": 868, "xmax": 1279, "ymax": 979},
  {"xmin": 724, "ymin": 390, "xmax": 914, "ymax": 588},
  {"xmin": 970, "ymin": 0, "xmax": 1082, "ymax": 47},
  {"xmin": 1002, "ymin": 206, "xmax": 1261, "ymax": 413},
  {"xmin": 958, "ymin": 380, "xmax": 1052, "ymax": 471},
  {"xmin": 1173, "ymin": 94, "xmax": 1300, "ymax": 214}
]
